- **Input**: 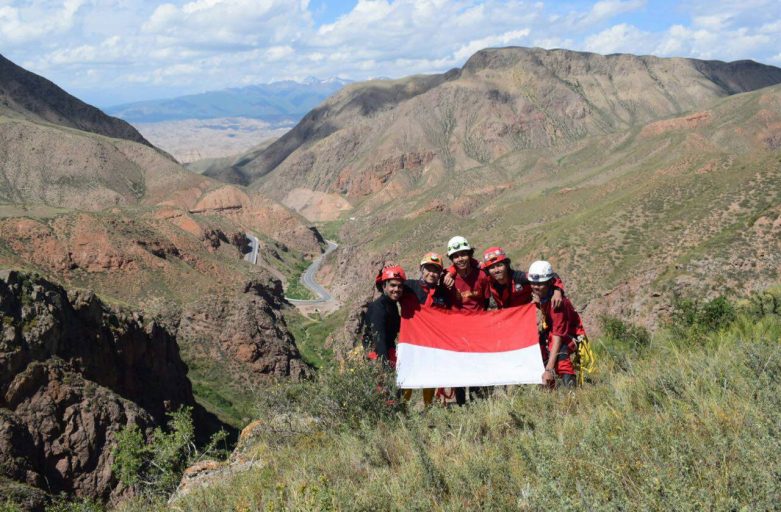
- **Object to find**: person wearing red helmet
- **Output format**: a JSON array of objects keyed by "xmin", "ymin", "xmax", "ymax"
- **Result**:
[
  {"xmin": 481, "ymin": 246, "xmax": 564, "ymax": 310},
  {"xmin": 528, "ymin": 260, "xmax": 579, "ymax": 388},
  {"xmin": 364, "ymin": 265, "xmax": 407, "ymax": 366}
]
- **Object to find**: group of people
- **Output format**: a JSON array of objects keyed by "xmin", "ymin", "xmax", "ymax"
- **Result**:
[{"xmin": 362, "ymin": 236, "xmax": 586, "ymax": 405}]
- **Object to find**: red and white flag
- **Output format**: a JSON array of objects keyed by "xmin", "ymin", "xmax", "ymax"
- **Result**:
[{"xmin": 396, "ymin": 304, "xmax": 544, "ymax": 388}]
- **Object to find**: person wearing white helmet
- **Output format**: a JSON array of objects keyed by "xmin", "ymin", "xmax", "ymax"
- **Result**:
[
  {"xmin": 442, "ymin": 236, "xmax": 491, "ymax": 311},
  {"xmin": 528, "ymin": 260, "xmax": 579, "ymax": 387},
  {"xmin": 442, "ymin": 236, "xmax": 492, "ymax": 404}
]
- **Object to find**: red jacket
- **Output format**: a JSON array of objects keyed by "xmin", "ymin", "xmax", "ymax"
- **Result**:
[
  {"xmin": 537, "ymin": 296, "xmax": 582, "ymax": 376},
  {"xmin": 446, "ymin": 259, "xmax": 491, "ymax": 310},
  {"xmin": 538, "ymin": 296, "xmax": 585, "ymax": 346},
  {"xmin": 487, "ymin": 270, "xmax": 565, "ymax": 309}
]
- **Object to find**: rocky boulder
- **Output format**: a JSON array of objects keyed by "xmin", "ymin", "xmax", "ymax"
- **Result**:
[{"xmin": 0, "ymin": 270, "xmax": 220, "ymax": 507}]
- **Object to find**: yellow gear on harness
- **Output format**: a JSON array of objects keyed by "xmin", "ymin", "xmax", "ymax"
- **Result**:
[{"xmin": 572, "ymin": 334, "xmax": 597, "ymax": 386}]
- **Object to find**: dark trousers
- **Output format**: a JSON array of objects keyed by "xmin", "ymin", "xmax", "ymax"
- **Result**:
[{"xmin": 455, "ymin": 386, "xmax": 489, "ymax": 405}]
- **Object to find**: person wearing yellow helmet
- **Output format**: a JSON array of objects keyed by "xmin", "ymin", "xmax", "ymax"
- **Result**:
[{"xmin": 399, "ymin": 252, "xmax": 452, "ymax": 406}]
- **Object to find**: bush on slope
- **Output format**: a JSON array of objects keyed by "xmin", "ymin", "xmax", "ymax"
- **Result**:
[{"xmin": 127, "ymin": 294, "xmax": 781, "ymax": 511}]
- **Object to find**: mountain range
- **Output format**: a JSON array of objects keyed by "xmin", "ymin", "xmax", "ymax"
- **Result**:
[
  {"xmin": 104, "ymin": 78, "xmax": 351, "ymax": 123},
  {"xmin": 199, "ymin": 47, "xmax": 781, "ymax": 342}
]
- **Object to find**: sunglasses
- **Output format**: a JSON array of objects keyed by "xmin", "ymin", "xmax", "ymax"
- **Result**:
[
  {"xmin": 529, "ymin": 274, "xmax": 552, "ymax": 281},
  {"xmin": 448, "ymin": 241, "xmax": 470, "ymax": 251}
]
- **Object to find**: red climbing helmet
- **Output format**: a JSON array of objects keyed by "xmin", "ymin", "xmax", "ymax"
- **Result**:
[
  {"xmin": 482, "ymin": 246, "xmax": 509, "ymax": 269},
  {"xmin": 375, "ymin": 265, "xmax": 407, "ymax": 291}
]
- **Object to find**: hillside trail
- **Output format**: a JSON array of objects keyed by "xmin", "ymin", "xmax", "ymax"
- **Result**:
[
  {"xmin": 246, "ymin": 234, "xmax": 340, "ymax": 317},
  {"xmin": 286, "ymin": 240, "xmax": 340, "ymax": 317}
]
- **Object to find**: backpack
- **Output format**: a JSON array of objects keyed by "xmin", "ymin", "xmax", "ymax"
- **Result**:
[{"xmin": 569, "ymin": 309, "xmax": 596, "ymax": 386}]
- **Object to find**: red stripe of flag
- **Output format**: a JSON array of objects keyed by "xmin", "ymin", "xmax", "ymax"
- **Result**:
[{"xmin": 399, "ymin": 304, "xmax": 539, "ymax": 353}]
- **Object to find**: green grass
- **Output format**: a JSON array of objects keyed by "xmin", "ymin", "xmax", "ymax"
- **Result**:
[
  {"xmin": 284, "ymin": 309, "xmax": 345, "ymax": 368},
  {"xmin": 283, "ymin": 260, "xmax": 316, "ymax": 301},
  {"xmin": 314, "ymin": 218, "xmax": 346, "ymax": 242},
  {"xmin": 156, "ymin": 294, "xmax": 781, "ymax": 511},
  {"xmin": 185, "ymin": 360, "xmax": 258, "ymax": 429}
]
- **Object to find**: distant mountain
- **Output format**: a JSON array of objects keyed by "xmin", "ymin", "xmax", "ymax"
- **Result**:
[
  {"xmin": 0, "ymin": 53, "xmax": 151, "ymax": 146},
  {"xmin": 214, "ymin": 47, "xmax": 781, "ymax": 192},
  {"xmin": 0, "ymin": 54, "xmax": 324, "ymax": 257},
  {"xmin": 206, "ymin": 46, "xmax": 781, "ymax": 331},
  {"xmin": 105, "ymin": 78, "xmax": 352, "ymax": 123}
]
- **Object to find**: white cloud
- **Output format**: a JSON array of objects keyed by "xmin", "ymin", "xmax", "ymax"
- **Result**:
[
  {"xmin": 453, "ymin": 29, "xmax": 531, "ymax": 61},
  {"xmin": 0, "ymin": 0, "xmax": 779, "ymax": 106},
  {"xmin": 559, "ymin": 0, "xmax": 644, "ymax": 32},
  {"xmin": 0, "ymin": 0, "xmax": 85, "ymax": 44},
  {"xmin": 580, "ymin": 0, "xmax": 645, "ymax": 27},
  {"xmin": 584, "ymin": 23, "xmax": 654, "ymax": 55},
  {"xmin": 655, "ymin": 23, "xmax": 774, "ymax": 61}
]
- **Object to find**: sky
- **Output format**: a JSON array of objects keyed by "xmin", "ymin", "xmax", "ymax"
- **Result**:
[{"xmin": 1, "ymin": 0, "xmax": 780, "ymax": 107}]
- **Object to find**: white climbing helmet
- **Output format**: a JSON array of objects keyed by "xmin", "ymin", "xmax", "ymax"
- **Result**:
[
  {"xmin": 447, "ymin": 236, "xmax": 473, "ymax": 257},
  {"xmin": 527, "ymin": 260, "xmax": 554, "ymax": 282}
]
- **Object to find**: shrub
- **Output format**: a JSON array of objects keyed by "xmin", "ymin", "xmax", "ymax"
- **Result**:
[
  {"xmin": 599, "ymin": 315, "xmax": 651, "ymax": 348},
  {"xmin": 669, "ymin": 295, "xmax": 736, "ymax": 339},
  {"xmin": 112, "ymin": 407, "xmax": 228, "ymax": 500},
  {"xmin": 742, "ymin": 290, "xmax": 781, "ymax": 319},
  {"xmin": 45, "ymin": 497, "xmax": 104, "ymax": 512},
  {"xmin": 256, "ymin": 355, "xmax": 404, "ymax": 433}
]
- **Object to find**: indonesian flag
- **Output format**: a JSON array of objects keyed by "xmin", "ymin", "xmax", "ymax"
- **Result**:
[{"xmin": 396, "ymin": 304, "xmax": 544, "ymax": 388}]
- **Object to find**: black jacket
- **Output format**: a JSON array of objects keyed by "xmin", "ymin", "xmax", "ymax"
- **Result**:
[{"xmin": 364, "ymin": 293, "xmax": 400, "ymax": 360}]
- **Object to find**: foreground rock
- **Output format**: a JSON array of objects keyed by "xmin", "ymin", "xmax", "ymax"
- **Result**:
[{"xmin": 0, "ymin": 270, "xmax": 223, "ymax": 509}]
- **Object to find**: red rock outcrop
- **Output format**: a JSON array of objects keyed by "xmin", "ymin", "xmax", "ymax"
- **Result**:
[
  {"xmin": 176, "ymin": 278, "xmax": 310, "ymax": 382},
  {"xmin": 0, "ymin": 271, "xmax": 222, "ymax": 508}
]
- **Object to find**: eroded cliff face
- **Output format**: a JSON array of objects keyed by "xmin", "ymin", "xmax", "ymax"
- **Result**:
[
  {"xmin": 175, "ymin": 278, "xmax": 310, "ymax": 385},
  {"xmin": 0, "ymin": 271, "xmax": 217, "ymax": 508}
]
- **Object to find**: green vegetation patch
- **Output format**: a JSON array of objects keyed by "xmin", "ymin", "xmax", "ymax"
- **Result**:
[
  {"xmin": 283, "ymin": 259, "xmax": 316, "ymax": 301},
  {"xmin": 285, "ymin": 309, "xmax": 345, "ymax": 368},
  {"xmin": 163, "ymin": 295, "xmax": 781, "ymax": 511}
]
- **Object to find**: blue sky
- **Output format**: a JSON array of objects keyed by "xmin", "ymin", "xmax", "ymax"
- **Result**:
[{"xmin": 1, "ymin": 0, "xmax": 779, "ymax": 107}]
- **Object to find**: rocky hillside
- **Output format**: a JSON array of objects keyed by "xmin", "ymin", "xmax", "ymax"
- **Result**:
[
  {"xmin": 0, "ymin": 53, "xmax": 323, "ymax": 257},
  {"xmin": 203, "ymin": 47, "xmax": 781, "ymax": 334},
  {"xmin": 0, "ymin": 206, "xmax": 314, "ymax": 425},
  {"xmin": 0, "ymin": 54, "xmax": 150, "ymax": 146},
  {"xmin": 210, "ymin": 48, "xmax": 781, "ymax": 211},
  {"xmin": 0, "ymin": 270, "xmax": 223, "ymax": 509}
]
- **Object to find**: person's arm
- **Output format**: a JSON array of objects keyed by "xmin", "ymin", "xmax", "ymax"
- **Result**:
[
  {"xmin": 550, "ymin": 273, "xmax": 565, "ymax": 310},
  {"xmin": 366, "ymin": 302, "xmax": 389, "ymax": 359},
  {"xmin": 542, "ymin": 334, "xmax": 562, "ymax": 385}
]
